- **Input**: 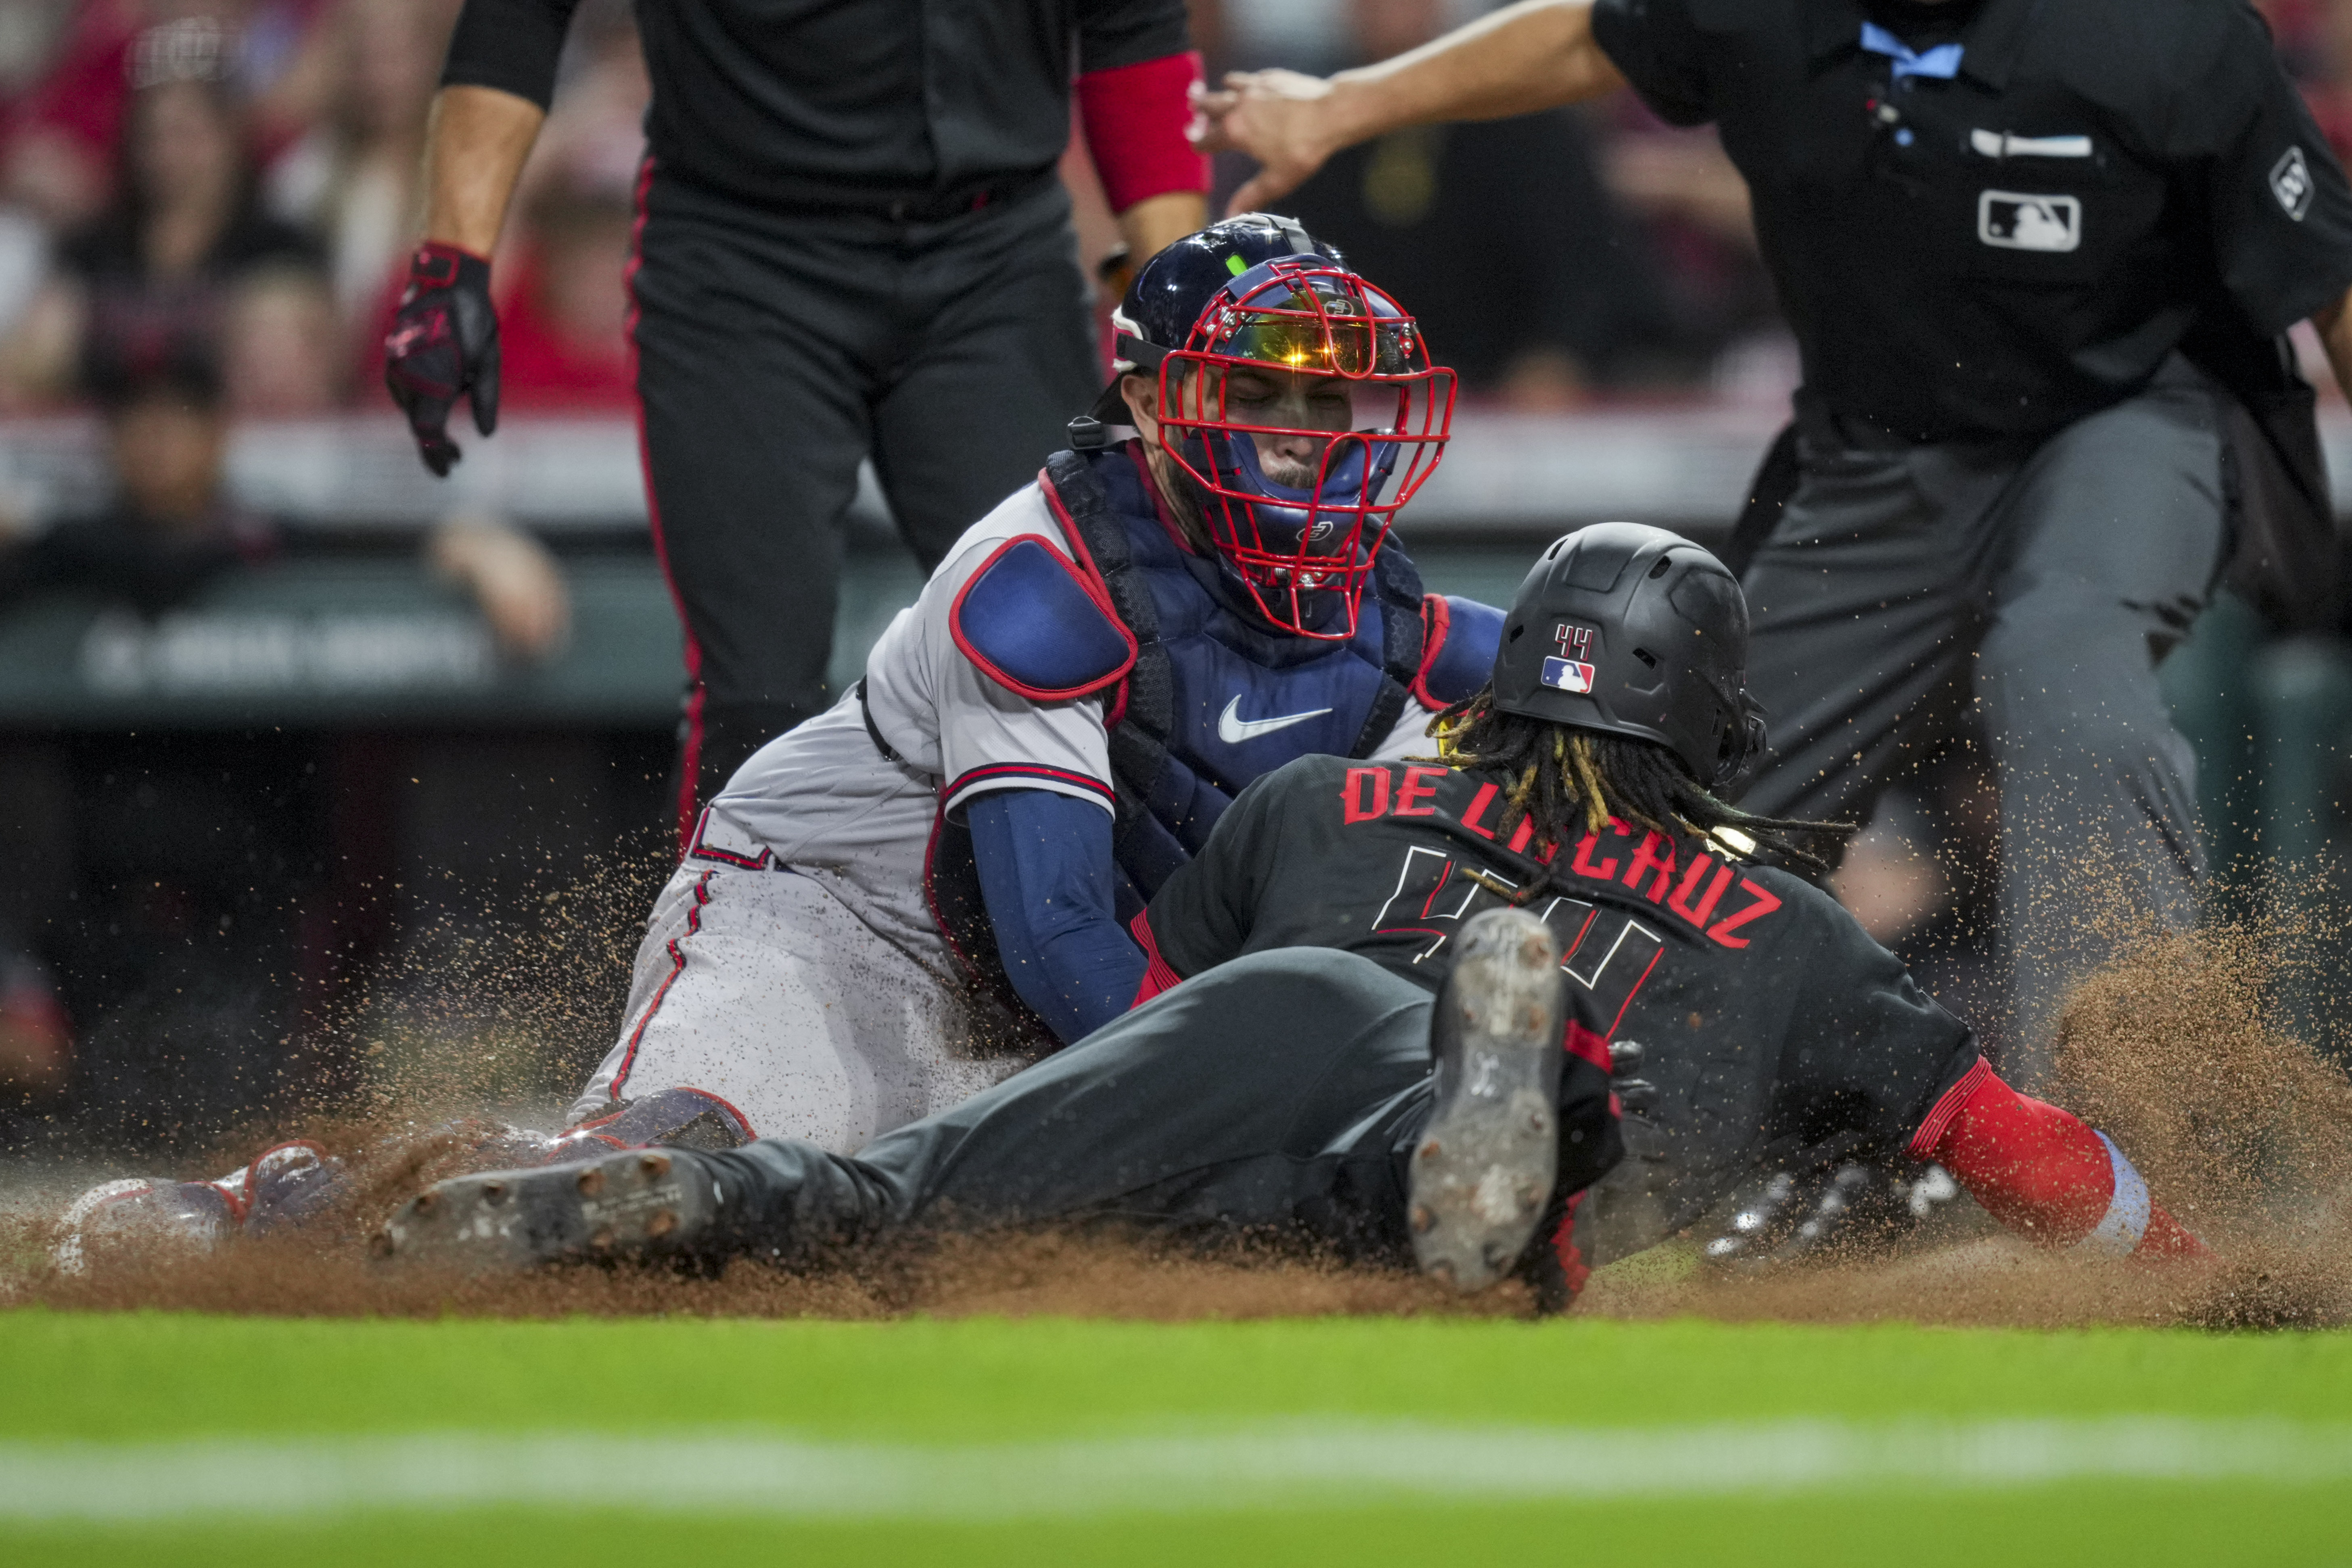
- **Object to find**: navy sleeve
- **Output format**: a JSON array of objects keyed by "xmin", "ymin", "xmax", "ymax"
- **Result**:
[
  {"xmin": 440, "ymin": 0, "xmax": 582, "ymax": 111},
  {"xmin": 968, "ymin": 789, "xmax": 1148, "ymax": 1044}
]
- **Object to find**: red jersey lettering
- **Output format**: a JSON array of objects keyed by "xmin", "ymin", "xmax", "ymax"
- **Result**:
[
  {"xmin": 1395, "ymin": 764, "xmax": 1446, "ymax": 817},
  {"xmin": 1706, "ymin": 878, "xmax": 1783, "ymax": 948},
  {"xmin": 1460, "ymin": 782, "xmax": 1501, "ymax": 839},
  {"xmin": 1342, "ymin": 767, "xmax": 1390, "ymax": 823},
  {"xmin": 1624, "ymin": 831, "xmax": 1676, "ymax": 902},
  {"xmin": 1570, "ymin": 819, "xmax": 1630, "ymax": 880},
  {"xmin": 1668, "ymin": 854, "xmax": 1735, "ymax": 927}
]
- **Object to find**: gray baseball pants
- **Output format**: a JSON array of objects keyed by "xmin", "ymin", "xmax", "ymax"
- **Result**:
[{"xmin": 1737, "ymin": 356, "xmax": 2231, "ymax": 1081}]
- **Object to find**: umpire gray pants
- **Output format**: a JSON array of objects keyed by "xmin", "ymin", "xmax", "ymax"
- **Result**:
[{"xmin": 1738, "ymin": 356, "xmax": 2230, "ymax": 1080}]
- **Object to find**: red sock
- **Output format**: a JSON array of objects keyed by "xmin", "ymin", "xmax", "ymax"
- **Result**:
[
  {"xmin": 1920, "ymin": 1064, "xmax": 2206, "ymax": 1260},
  {"xmin": 1551, "ymin": 1190, "xmax": 1591, "ymax": 1300}
]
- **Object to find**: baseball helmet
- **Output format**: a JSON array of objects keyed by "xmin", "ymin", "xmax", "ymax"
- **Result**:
[
  {"xmin": 1491, "ymin": 523, "xmax": 1767, "ymax": 790},
  {"xmin": 1079, "ymin": 213, "xmax": 1455, "ymax": 640}
]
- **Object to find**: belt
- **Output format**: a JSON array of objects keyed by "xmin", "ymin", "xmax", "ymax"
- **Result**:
[
  {"xmin": 783, "ymin": 165, "xmax": 1056, "ymax": 223},
  {"xmin": 855, "ymin": 678, "xmax": 910, "ymax": 767}
]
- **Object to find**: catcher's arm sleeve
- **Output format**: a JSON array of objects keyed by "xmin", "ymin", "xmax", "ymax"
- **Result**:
[{"xmin": 967, "ymin": 789, "xmax": 1146, "ymax": 1044}]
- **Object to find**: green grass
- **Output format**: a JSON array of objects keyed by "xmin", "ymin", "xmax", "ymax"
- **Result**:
[{"xmin": 4, "ymin": 1310, "xmax": 2349, "ymax": 1564}]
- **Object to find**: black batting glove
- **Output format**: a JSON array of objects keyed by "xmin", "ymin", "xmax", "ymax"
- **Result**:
[{"xmin": 383, "ymin": 242, "xmax": 501, "ymax": 477}]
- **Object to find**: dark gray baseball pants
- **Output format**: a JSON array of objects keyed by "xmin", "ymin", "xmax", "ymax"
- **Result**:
[
  {"xmin": 630, "ymin": 169, "xmax": 1101, "ymax": 844},
  {"xmin": 682, "ymin": 948, "xmax": 1618, "ymax": 1277},
  {"xmin": 1737, "ymin": 356, "xmax": 2231, "ymax": 1081}
]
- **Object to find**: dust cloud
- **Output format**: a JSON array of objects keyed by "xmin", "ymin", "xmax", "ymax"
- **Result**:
[{"xmin": 8, "ymin": 913, "xmax": 2352, "ymax": 1330}]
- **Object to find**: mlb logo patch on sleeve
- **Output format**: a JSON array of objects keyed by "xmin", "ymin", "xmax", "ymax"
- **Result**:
[
  {"xmin": 1541, "ymin": 656, "xmax": 1596, "ymax": 694},
  {"xmin": 1978, "ymin": 191, "xmax": 2080, "ymax": 252}
]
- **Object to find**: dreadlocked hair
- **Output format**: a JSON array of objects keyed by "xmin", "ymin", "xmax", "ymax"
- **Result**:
[{"xmin": 1422, "ymin": 688, "xmax": 1855, "ymax": 874}]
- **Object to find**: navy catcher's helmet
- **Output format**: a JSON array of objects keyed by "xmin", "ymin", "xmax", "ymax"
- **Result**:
[
  {"xmin": 1491, "ymin": 523, "xmax": 1766, "ymax": 790},
  {"xmin": 1078, "ymin": 213, "xmax": 1455, "ymax": 641}
]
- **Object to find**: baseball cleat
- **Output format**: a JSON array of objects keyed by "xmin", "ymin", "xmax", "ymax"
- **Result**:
[
  {"xmin": 1409, "ymin": 907, "xmax": 1566, "ymax": 1293},
  {"xmin": 376, "ymin": 1147, "xmax": 721, "ymax": 1272},
  {"xmin": 50, "ymin": 1140, "xmax": 341, "ymax": 1274},
  {"xmin": 50, "ymin": 1178, "xmax": 234, "ymax": 1275}
]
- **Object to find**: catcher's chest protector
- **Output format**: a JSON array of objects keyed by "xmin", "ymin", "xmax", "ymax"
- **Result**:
[{"xmin": 1044, "ymin": 445, "xmax": 1427, "ymax": 919}]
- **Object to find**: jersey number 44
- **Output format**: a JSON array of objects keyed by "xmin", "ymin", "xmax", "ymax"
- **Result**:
[{"xmin": 1373, "ymin": 845, "xmax": 1664, "ymax": 1037}]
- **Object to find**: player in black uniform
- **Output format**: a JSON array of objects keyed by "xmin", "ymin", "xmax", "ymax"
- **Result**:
[
  {"xmin": 384, "ymin": 526, "xmax": 2205, "ymax": 1300},
  {"xmin": 384, "ymin": 0, "xmax": 1211, "ymax": 848}
]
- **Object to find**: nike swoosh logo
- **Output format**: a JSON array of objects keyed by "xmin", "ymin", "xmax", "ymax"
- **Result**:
[{"xmin": 1217, "ymin": 695, "xmax": 1334, "ymax": 745}]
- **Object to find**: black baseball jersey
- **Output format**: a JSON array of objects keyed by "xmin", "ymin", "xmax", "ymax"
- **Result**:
[
  {"xmin": 1590, "ymin": 0, "xmax": 2352, "ymax": 441},
  {"xmin": 442, "ymin": 0, "xmax": 1190, "ymax": 209},
  {"xmin": 1140, "ymin": 754, "xmax": 1981, "ymax": 1253}
]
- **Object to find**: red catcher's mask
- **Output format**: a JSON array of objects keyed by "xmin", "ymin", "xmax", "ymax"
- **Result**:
[{"xmin": 1150, "ymin": 257, "xmax": 1454, "ymax": 640}]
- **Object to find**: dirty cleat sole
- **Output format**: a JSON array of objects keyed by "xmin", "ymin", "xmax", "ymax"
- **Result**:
[
  {"xmin": 1409, "ymin": 907, "xmax": 1566, "ymax": 1293},
  {"xmin": 378, "ymin": 1148, "xmax": 718, "ymax": 1272}
]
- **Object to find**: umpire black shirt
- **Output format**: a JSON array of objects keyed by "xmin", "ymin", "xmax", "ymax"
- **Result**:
[
  {"xmin": 1591, "ymin": 0, "xmax": 2352, "ymax": 440},
  {"xmin": 443, "ymin": 0, "xmax": 1190, "ymax": 210}
]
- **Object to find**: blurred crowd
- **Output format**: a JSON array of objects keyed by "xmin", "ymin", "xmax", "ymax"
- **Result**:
[
  {"xmin": 0, "ymin": 0, "xmax": 2347, "ymax": 422},
  {"xmin": 0, "ymin": 0, "xmax": 646, "ymax": 422},
  {"xmin": 0, "ymin": 0, "xmax": 615, "ymax": 1134}
]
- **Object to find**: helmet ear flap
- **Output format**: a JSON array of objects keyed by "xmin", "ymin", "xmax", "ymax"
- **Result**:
[{"xmin": 1710, "ymin": 701, "xmax": 1769, "ymax": 790}]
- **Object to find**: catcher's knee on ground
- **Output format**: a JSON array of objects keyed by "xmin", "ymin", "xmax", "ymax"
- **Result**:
[{"xmin": 575, "ymin": 860, "xmax": 1033, "ymax": 1152}]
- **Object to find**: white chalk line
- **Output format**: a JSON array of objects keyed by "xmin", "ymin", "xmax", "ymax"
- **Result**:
[{"xmin": 1, "ymin": 1418, "xmax": 2347, "ymax": 1522}]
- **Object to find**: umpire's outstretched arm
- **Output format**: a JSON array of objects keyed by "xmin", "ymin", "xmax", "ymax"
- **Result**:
[{"xmin": 1193, "ymin": 0, "xmax": 1626, "ymax": 213}]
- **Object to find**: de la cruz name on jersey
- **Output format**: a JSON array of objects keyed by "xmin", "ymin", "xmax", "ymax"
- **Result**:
[
  {"xmin": 1323, "ymin": 759, "xmax": 1785, "ymax": 1042},
  {"xmin": 1338, "ymin": 760, "xmax": 1786, "ymax": 958},
  {"xmin": 1143, "ymin": 753, "xmax": 1940, "ymax": 1065},
  {"xmin": 1138, "ymin": 752, "xmax": 1778, "ymax": 1025}
]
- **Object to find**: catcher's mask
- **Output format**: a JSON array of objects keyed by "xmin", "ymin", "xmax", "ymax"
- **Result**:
[
  {"xmin": 1491, "ymin": 523, "xmax": 1768, "ymax": 792},
  {"xmin": 1084, "ymin": 214, "xmax": 1455, "ymax": 640}
]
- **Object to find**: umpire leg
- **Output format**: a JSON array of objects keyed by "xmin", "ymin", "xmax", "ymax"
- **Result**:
[
  {"xmin": 871, "ymin": 183, "xmax": 1101, "ymax": 567},
  {"xmin": 1973, "ymin": 366, "xmax": 2229, "ymax": 1080},
  {"xmin": 631, "ymin": 174, "xmax": 879, "ymax": 847},
  {"xmin": 1735, "ymin": 432, "xmax": 2002, "ymax": 835}
]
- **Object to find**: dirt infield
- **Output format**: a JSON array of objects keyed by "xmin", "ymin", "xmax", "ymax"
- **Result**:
[{"xmin": 8, "ymin": 916, "xmax": 2351, "ymax": 1330}]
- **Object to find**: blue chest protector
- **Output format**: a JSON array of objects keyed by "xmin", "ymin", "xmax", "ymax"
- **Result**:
[
  {"xmin": 932, "ymin": 442, "xmax": 1501, "ymax": 1032},
  {"xmin": 1072, "ymin": 445, "xmax": 1429, "ymax": 916}
]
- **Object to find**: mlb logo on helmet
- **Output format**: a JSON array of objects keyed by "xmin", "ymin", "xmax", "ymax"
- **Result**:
[{"xmin": 1541, "ymin": 622, "xmax": 1596, "ymax": 694}]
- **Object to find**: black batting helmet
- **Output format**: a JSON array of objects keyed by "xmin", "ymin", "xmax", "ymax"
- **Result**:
[{"xmin": 1491, "ymin": 523, "xmax": 1766, "ymax": 790}]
